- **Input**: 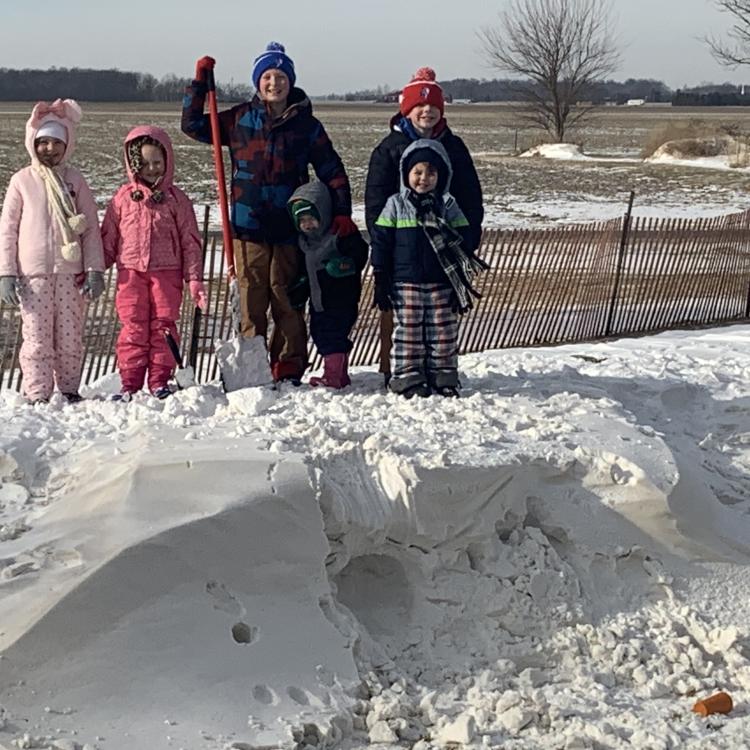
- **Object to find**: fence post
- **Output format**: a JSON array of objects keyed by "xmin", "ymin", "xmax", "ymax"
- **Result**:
[
  {"xmin": 741, "ymin": 207, "xmax": 750, "ymax": 318},
  {"xmin": 188, "ymin": 205, "xmax": 211, "ymax": 372},
  {"xmin": 605, "ymin": 190, "xmax": 635, "ymax": 336},
  {"xmin": 513, "ymin": 129, "xmax": 518, "ymax": 154}
]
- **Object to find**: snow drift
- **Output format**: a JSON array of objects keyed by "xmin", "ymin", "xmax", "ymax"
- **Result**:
[
  {"xmin": 646, "ymin": 135, "xmax": 750, "ymax": 171},
  {"xmin": 519, "ymin": 143, "xmax": 590, "ymax": 161},
  {"xmin": 2, "ymin": 328, "xmax": 750, "ymax": 749}
]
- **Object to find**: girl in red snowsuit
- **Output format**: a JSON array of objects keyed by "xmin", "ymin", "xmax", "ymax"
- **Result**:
[{"xmin": 102, "ymin": 126, "xmax": 206, "ymax": 399}]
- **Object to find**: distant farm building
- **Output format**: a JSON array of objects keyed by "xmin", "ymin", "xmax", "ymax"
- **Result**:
[
  {"xmin": 376, "ymin": 90, "xmax": 453, "ymax": 104},
  {"xmin": 378, "ymin": 91, "xmax": 399, "ymax": 104}
]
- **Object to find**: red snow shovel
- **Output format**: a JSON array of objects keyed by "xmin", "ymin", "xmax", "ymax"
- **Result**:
[{"xmin": 206, "ymin": 66, "xmax": 272, "ymax": 391}]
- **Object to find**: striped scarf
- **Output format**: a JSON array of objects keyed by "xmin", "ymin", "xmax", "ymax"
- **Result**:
[{"xmin": 409, "ymin": 192, "xmax": 488, "ymax": 313}]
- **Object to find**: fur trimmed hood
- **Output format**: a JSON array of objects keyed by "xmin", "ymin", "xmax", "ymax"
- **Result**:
[{"xmin": 123, "ymin": 125, "xmax": 175, "ymax": 191}]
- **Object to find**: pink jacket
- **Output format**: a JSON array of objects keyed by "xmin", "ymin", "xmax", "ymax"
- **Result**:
[
  {"xmin": 101, "ymin": 126, "xmax": 202, "ymax": 281},
  {"xmin": 0, "ymin": 99, "xmax": 104, "ymax": 277}
]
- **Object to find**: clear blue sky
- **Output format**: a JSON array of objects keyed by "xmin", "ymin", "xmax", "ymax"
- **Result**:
[{"xmin": 0, "ymin": 0, "xmax": 743, "ymax": 93}]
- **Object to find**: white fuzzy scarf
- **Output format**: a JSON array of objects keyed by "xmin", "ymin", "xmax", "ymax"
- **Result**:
[{"xmin": 35, "ymin": 164, "xmax": 87, "ymax": 262}]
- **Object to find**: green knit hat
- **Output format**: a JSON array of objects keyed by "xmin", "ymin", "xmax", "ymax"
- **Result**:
[{"xmin": 289, "ymin": 199, "xmax": 320, "ymax": 231}]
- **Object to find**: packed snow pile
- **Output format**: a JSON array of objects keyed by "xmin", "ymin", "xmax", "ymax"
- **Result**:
[
  {"xmin": 646, "ymin": 135, "xmax": 750, "ymax": 170},
  {"xmin": 518, "ymin": 138, "xmax": 750, "ymax": 172},
  {"xmin": 2, "ymin": 327, "xmax": 750, "ymax": 749},
  {"xmin": 519, "ymin": 143, "xmax": 590, "ymax": 161}
]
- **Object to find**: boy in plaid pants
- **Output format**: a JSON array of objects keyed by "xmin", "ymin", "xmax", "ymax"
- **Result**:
[{"xmin": 370, "ymin": 140, "xmax": 487, "ymax": 398}]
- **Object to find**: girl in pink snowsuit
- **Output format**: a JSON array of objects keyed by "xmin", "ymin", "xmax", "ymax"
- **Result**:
[
  {"xmin": 0, "ymin": 99, "xmax": 105, "ymax": 404},
  {"xmin": 102, "ymin": 126, "xmax": 206, "ymax": 399}
]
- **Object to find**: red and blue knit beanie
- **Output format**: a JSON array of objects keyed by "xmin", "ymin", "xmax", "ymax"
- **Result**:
[
  {"xmin": 399, "ymin": 67, "xmax": 444, "ymax": 116},
  {"xmin": 252, "ymin": 42, "xmax": 296, "ymax": 90}
]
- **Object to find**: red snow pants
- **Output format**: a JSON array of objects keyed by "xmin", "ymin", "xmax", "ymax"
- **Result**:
[{"xmin": 114, "ymin": 268, "xmax": 183, "ymax": 394}]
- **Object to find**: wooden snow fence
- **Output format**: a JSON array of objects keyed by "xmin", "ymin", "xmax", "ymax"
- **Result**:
[{"xmin": 2, "ymin": 207, "xmax": 750, "ymax": 391}]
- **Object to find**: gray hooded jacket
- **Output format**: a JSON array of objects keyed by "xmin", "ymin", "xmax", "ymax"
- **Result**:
[{"xmin": 287, "ymin": 180, "xmax": 341, "ymax": 312}]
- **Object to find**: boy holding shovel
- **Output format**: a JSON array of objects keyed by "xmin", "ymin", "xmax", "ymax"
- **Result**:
[{"xmin": 182, "ymin": 42, "xmax": 356, "ymax": 385}]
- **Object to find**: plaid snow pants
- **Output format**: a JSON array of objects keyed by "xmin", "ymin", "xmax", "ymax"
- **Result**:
[{"xmin": 391, "ymin": 282, "xmax": 459, "ymax": 392}]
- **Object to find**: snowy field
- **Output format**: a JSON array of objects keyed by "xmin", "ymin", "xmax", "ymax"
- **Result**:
[
  {"xmin": 2, "ymin": 326, "xmax": 750, "ymax": 749},
  {"xmin": 2, "ymin": 102, "xmax": 750, "ymax": 229}
]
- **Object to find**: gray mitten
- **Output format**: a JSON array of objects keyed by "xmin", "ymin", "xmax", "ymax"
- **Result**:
[
  {"xmin": 0, "ymin": 275, "xmax": 19, "ymax": 306},
  {"xmin": 81, "ymin": 271, "xmax": 105, "ymax": 300}
]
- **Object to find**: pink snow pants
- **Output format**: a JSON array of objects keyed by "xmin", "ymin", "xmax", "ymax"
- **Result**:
[
  {"xmin": 115, "ymin": 268, "xmax": 183, "ymax": 393},
  {"xmin": 18, "ymin": 274, "xmax": 86, "ymax": 401}
]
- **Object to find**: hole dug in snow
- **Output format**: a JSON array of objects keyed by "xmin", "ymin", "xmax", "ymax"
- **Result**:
[{"xmin": 333, "ymin": 554, "xmax": 413, "ymax": 639}]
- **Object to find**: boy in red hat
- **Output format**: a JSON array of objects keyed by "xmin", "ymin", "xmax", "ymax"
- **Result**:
[{"xmin": 365, "ymin": 67, "xmax": 484, "ymax": 387}]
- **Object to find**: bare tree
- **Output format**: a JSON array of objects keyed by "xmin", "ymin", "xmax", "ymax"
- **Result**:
[
  {"xmin": 707, "ymin": 1, "xmax": 750, "ymax": 67},
  {"xmin": 479, "ymin": 0, "xmax": 620, "ymax": 142}
]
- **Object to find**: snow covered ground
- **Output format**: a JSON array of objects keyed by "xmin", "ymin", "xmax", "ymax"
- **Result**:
[
  {"xmin": 520, "ymin": 141, "xmax": 746, "ymax": 171},
  {"xmin": 2, "ymin": 326, "xmax": 750, "ymax": 749},
  {"xmin": 480, "ymin": 142, "xmax": 750, "ymax": 228}
]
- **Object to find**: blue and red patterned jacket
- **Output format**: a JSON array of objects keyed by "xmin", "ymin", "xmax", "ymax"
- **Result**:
[{"xmin": 181, "ymin": 81, "xmax": 352, "ymax": 244}]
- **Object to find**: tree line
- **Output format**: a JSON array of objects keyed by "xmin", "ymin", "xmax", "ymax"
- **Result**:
[
  {"xmin": 0, "ymin": 67, "xmax": 252, "ymax": 102},
  {"xmin": 1, "ymin": 67, "xmax": 738, "ymax": 108},
  {"xmin": 333, "ymin": 78, "xmax": 674, "ymax": 105}
]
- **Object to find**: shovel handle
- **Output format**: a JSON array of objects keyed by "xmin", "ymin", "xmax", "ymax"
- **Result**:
[
  {"xmin": 206, "ymin": 68, "xmax": 236, "ymax": 282},
  {"xmin": 163, "ymin": 329, "xmax": 183, "ymax": 368}
]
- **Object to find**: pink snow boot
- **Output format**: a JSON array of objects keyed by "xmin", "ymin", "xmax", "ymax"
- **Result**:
[{"xmin": 309, "ymin": 353, "xmax": 351, "ymax": 389}]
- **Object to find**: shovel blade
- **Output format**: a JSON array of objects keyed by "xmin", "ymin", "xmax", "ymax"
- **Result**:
[
  {"xmin": 216, "ymin": 334, "xmax": 273, "ymax": 392},
  {"xmin": 174, "ymin": 365, "xmax": 197, "ymax": 389}
]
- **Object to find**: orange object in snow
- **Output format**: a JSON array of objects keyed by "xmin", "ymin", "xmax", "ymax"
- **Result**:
[{"xmin": 692, "ymin": 692, "xmax": 733, "ymax": 717}]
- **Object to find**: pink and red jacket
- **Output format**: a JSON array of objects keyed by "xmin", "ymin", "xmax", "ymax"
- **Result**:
[
  {"xmin": 102, "ymin": 126, "xmax": 202, "ymax": 281},
  {"xmin": 0, "ymin": 99, "xmax": 104, "ymax": 277}
]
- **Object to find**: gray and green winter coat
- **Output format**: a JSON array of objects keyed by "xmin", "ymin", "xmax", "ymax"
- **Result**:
[{"xmin": 370, "ymin": 140, "xmax": 472, "ymax": 285}]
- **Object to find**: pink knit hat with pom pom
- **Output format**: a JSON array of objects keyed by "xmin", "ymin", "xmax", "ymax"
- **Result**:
[{"xmin": 399, "ymin": 67, "xmax": 444, "ymax": 116}]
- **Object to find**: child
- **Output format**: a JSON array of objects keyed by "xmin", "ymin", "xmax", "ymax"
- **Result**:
[
  {"xmin": 370, "ymin": 139, "xmax": 488, "ymax": 399},
  {"xmin": 182, "ymin": 43, "xmax": 355, "ymax": 385},
  {"xmin": 365, "ymin": 66, "xmax": 484, "ymax": 388},
  {"xmin": 101, "ymin": 126, "xmax": 206, "ymax": 400},
  {"xmin": 0, "ymin": 99, "xmax": 105, "ymax": 404},
  {"xmin": 286, "ymin": 181, "xmax": 368, "ymax": 388}
]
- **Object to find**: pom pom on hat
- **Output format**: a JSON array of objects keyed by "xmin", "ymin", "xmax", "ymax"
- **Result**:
[
  {"xmin": 413, "ymin": 67, "xmax": 437, "ymax": 82},
  {"xmin": 399, "ymin": 67, "xmax": 444, "ymax": 116},
  {"xmin": 252, "ymin": 41, "xmax": 296, "ymax": 90},
  {"xmin": 35, "ymin": 120, "xmax": 68, "ymax": 144}
]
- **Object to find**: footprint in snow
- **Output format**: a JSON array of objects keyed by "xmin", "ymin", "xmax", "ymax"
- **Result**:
[{"xmin": 206, "ymin": 579, "xmax": 245, "ymax": 617}]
